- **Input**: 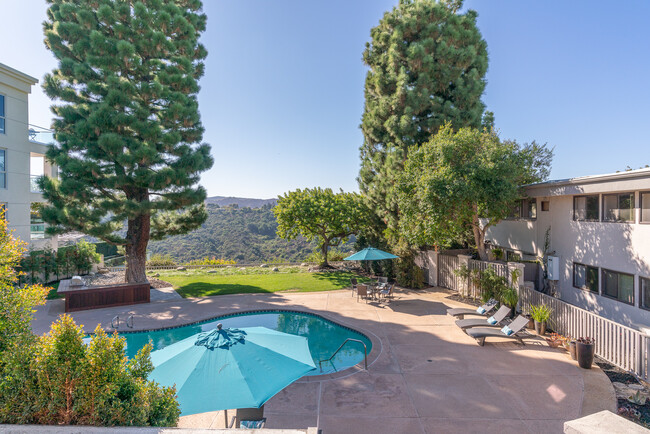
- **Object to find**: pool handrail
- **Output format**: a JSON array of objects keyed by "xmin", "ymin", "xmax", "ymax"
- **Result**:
[{"xmin": 318, "ymin": 338, "xmax": 368, "ymax": 372}]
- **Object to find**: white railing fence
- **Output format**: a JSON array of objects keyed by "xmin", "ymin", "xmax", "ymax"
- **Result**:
[{"xmin": 519, "ymin": 285, "xmax": 649, "ymax": 382}]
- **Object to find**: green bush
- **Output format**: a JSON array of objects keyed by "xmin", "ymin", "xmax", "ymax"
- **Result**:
[
  {"xmin": 187, "ymin": 257, "xmax": 236, "ymax": 266},
  {"xmin": 19, "ymin": 241, "xmax": 101, "ymax": 284},
  {"xmin": 0, "ymin": 315, "xmax": 180, "ymax": 427},
  {"xmin": 146, "ymin": 254, "xmax": 177, "ymax": 267}
]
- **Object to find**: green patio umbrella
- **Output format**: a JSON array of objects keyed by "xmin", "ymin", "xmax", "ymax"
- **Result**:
[
  {"xmin": 149, "ymin": 325, "xmax": 316, "ymax": 416},
  {"xmin": 344, "ymin": 247, "xmax": 399, "ymax": 261}
]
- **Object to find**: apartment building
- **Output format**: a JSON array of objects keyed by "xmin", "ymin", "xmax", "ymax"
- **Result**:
[
  {"xmin": 485, "ymin": 168, "xmax": 650, "ymax": 329},
  {"xmin": 0, "ymin": 62, "xmax": 57, "ymax": 249}
]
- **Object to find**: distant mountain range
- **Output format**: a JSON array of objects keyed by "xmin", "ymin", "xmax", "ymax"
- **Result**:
[{"xmin": 205, "ymin": 196, "xmax": 277, "ymax": 208}]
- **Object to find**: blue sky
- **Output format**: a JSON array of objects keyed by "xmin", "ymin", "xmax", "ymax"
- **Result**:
[{"xmin": 2, "ymin": 0, "xmax": 649, "ymax": 198}]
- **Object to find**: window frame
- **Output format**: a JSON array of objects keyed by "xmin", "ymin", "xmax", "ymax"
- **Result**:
[
  {"xmin": 0, "ymin": 148, "xmax": 6, "ymax": 189},
  {"xmin": 641, "ymin": 191, "xmax": 650, "ymax": 224},
  {"xmin": 0, "ymin": 94, "xmax": 5, "ymax": 135},
  {"xmin": 601, "ymin": 268, "xmax": 635, "ymax": 306},
  {"xmin": 573, "ymin": 262, "xmax": 599, "ymax": 293},
  {"xmin": 504, "ymin": 198, "xmax": 537, "ymax": 220},
  {"xmin": 541, "ymin": 200, "xmax": 550, "ymax": 212},
  {"xmin": 641, "ymin": 276, "xmax": 650, "ymax": 311},
  {"xmin": 573, "ymin": 195, "xmax": 600, "ymax": 222},
  {"xmin": 601, "ymin": 192, "xmax": 635, "ymax": 223}
]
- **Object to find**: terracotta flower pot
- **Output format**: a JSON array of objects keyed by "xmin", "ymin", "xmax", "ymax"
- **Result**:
[
  {"xmin": 576, "ymin": 342, "xmax": 595, "ymax": 369},
  {"xmin": 534, "ymin": 320, "xmax": 546, "ymax": 336}
]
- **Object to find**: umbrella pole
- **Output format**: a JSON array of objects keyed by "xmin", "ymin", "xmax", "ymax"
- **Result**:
[{"xmin": 224, "ymin": 409, "xmax": 228, "ymax": 428}]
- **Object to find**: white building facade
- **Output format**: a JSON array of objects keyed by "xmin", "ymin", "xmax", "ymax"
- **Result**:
[
  {"xmin": 0, "ymin": 62, "xmax": 57, "ymax": 249},
  {"xmin": 485, "ymin": 169, "xmax": 650, "ymax": 329}
]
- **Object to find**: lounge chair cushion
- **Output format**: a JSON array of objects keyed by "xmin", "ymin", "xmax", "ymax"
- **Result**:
[
  {"xmin": 501, "ymin": 325, "xmax": 514, "ymax": 336},
  {"xmin": 477, "ymin": 306, "xmax": 486, "ymax": 314},
  {"xmin": 487, "ymin": 316, "xmax": 497, "ymax": 325}
]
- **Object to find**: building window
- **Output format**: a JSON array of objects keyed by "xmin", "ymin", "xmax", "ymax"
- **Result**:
[
  {"xmin": 506, "ymin": 198, "xmax": 537, "ymax": 220},
  {"xmin": 30, "ymin": 203, "xmax": 46, "ymax": 239},
  {"xmin": 524, "ymin": 198, "xmax": 537, "ymax": 219},
  {"xmin": 602, "ymin": 192, "xmax": 634, "ymax": 222},
  {"xmin": 0, "ymin": 94, "xmax": 5, "ymax": 134},
  {"xmin": 574, "ymin": 195, "xmax": 599, "ymax": 221},
  {"xmin": 641, "ymin": 192, "xmax": 650, "ymax": 223},
  {"xmin": 641, "ymin": 277, "xmax": 650, "ymax": 310},
  {"xmin": 541, "ymin": 200, "xmax": 550, "ymax": 212},
  {"xmin": 573, "ymin": 263, "xmax": 598, "ymax": 293},
  {"xmin": 602, "ymin": 269, "xmax": 635, "ymax": 305},
  {"xmin": 0, "ymin": 149, "xmax": 5, "ymax": 189},
  {"xmin": 506, "ymin": 251, "xmax": 521, "ymax": 262}
]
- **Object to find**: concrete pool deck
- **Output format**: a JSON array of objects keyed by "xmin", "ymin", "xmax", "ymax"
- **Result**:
[{"xmin": 33, "ymin": 286, "xmax": 617, "ymax": 434}]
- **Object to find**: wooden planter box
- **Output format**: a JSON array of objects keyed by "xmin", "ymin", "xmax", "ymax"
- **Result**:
[{"xmin": 57, "ymin": 279, "xmax": 150, "ymax": 312}]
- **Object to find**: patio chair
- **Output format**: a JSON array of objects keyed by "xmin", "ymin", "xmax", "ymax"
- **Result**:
[
  {"xmin": 455, "ymin": 305, "xmax": 511, "ymax": 330},
  {"xmin": 229, "ymin": 407, "xmax": 266, "ymax": 429},
  {"xmin": 465, "ymin": 315, "xmax": 530, "ymax": 346},
  {"xmin": 357, "ymin": 284, "xmax": 370, "ymax": 303},
  {"xmin": 379, "ymin": 283, "xmax": 394, "ymax": 301},
  {"xmin": 446, "ymin": 299, "xmax": 498, "ymax": 320},
  {"xmin": 350, "ymin": 277, "xmax": 358, "ymax": 297},
  {"xmin": 378, "ymin": 276, "xmax": 388, "ymax": 284}
]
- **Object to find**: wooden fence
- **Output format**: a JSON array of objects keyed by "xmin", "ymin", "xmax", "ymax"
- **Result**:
[
  {"xmin": 437, "ymin": 254, "xmax": 509, "ymax": 299},
  {"xmin": 438, "ymin": 254, "xmax": 460, "ymax": 290},
  {"xmin": 519, "ymin": 285, "xmax": 650, "ymax": 382}
]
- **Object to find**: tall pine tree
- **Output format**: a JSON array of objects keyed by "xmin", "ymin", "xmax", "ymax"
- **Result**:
[
  {"xmin": 40, "ymin": 0, "xmax": 213, "ymax": 283},
  {"xmin": 358, "ymin": 0, "xmax": 488, "ymax": 242}
]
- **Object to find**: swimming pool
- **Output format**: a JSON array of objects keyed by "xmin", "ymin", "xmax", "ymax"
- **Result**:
[{"xmin": 120, "ymin": 310, "xmax": 372, "ymax": 375}]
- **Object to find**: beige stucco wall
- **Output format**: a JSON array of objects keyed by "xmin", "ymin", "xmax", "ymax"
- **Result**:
[
  {"xmin": 0, "ymin": 63, "xmax": 57, "ymax": 250},
  {"xmin": 486, "ymin": 191, "xmax": 650, "ymax": 329}
]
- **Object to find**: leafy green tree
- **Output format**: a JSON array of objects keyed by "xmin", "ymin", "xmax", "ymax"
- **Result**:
[
  {"xmin": 359, "ymin": 0, "xmax": 488, "ymax": 238},
  {"xmin": 398, "ymin": 124, "xmax": 553, "ymax": 260},
  {"xmin": 274, "ymin": 188, "xmax": 368, "ymax": 267},
  {"xmin": 0, "ymin": 218, "xmax": 48, "ymax": 354},
  {"xmin": 39, "ymin": 0, "xmax": 213, "ymax": 283}
]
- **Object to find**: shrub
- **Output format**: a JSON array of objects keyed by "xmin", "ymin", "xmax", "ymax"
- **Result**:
[
  {"xmin": 0, "ymin": 315, "xmax": 180, "ymax": 427},
  {"xmin": 19, "ymin": 241, "xmax": 101, "ymax": 285},
  {"xmin": 187, "ymin": 257, "xmax": 236, "ymax": 266},
  {"xmin": 147, "ymin": 254, "xmax": 177, "ymax": 267}
]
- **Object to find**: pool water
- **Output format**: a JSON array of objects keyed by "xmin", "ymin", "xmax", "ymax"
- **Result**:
[{"xmin": 121, "ymin": 311, "xmax": 372, "ymax": 375}]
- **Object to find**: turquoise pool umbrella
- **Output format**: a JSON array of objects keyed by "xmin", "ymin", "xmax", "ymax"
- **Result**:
[
  {"xmin": 149, "ymin": 326, "xmax": 316, "ymax": 416},
  {"xmin": 344, "ymin": 247, "xmax": 399, "ymax": 261}
]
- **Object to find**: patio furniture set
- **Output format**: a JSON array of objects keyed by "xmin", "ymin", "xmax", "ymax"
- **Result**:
[
  {"xmin": 447, "ymin": 299, "xmax": 531, "ymax": 346},
  {"xmin": 350, "ymin": 277, "xmax": 394, "ymax": 302}
]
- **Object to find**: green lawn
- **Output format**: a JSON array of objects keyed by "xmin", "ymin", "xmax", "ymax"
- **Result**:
[{"xmin": 159, "ymin": 269, "xmax": 369, "ymax": 298}]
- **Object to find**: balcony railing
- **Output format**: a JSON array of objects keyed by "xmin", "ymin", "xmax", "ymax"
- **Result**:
[
  {"xmin": 30, "ymin": 175, "xmax": 42, "ymax": 193},
  {"xmin": 28, "ymin": 124, "xmax": 54, "ymax": 145},
  {"xmin": 30, "ymin": 223, "xmax": 46, "ymax": 239}
]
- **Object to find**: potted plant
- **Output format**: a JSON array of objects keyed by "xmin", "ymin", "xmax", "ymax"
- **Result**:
[
  {"xmin": 500, "ymin": 287, "xmax": 519, "ymax": 318},
  {"xmin": 576, "ymin": 337, "xmax": 595, "ymax": 369},
  {"xmin": 569, "ymin": 340, "xmax": 577, "ymax": 360},
  {"xmin": 545, "ymin": 333, "xmax": 565, "ymax": 348},
  {"xmin": 529, "ymin": 304, "xmax": 552, "ymax": 335}
]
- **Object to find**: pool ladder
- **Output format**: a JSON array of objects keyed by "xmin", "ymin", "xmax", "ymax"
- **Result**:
[
  {"xmin": 111, "ymin": 315, "xmax": 134, "ymax": 330},
  {"xmin": 318, "ymin": 338, "xmax": 368, "ymax": 373}
]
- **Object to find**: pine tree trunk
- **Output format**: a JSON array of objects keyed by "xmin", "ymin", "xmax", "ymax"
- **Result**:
[{"xmin": 125, "ymin": 214, "xmax": 150, "ymax": 283}]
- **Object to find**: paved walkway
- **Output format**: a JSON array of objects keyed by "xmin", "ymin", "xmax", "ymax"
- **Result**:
[{"xmin": 33, "ymin": 287, "xmax": 616, "ymax": 434}]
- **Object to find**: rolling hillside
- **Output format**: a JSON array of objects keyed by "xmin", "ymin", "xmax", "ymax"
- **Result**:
[{"xmin": 147, "ymin": 202, "xmax": 341, "ymax": 263}]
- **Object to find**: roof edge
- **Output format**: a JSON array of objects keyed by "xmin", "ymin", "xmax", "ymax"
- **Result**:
[
  {"xmin": 0, "ymin": 62, "xmax": 38, "ymax": 86},
  {"xmin": 524, "ymin": 167, "xmax": 650, "ymax": 189}
]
